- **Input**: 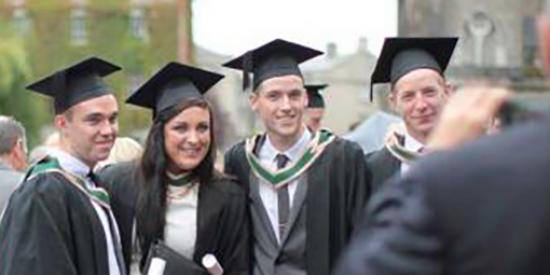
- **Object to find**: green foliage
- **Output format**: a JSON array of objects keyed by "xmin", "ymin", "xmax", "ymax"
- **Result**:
[
  {"xmin": 0, "ymin": 1, "xmax": 181, "ymax": 146},
  {"xmin": 0, "ymin": 38, "xmax": 30, "ymax": 93},
  {"xmin": 0, "ymin": 33, "xmax": 48, "ymax": 147}
]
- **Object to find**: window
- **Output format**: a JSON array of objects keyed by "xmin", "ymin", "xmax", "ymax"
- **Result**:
[
  {"xmin": 12, "ymin": 7, "xmax": 31, "ymax": 34},
  {"xmin": 71, "ymin": 8, "xmax": 87, "ymax": 46},
  {"xmin": 130, "ymin": 7, "xmax": 149, "ymax": 42},
  {"xmin": 523, "ymin": 16, "xmax": 538, "ymax": 66}
]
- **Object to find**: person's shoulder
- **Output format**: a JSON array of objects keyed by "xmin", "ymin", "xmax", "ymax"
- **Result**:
[
  {"xmin": 327, "ymin": 134, "xmax": 362, "ymax": 151},
  {"xmin": 210, "ymin": 173, "xmax": 246, "ymax": 197},
  {"xmin": 97, "ymin": 161, "xmax": 139, "ymax": 183},
  {"xmin": 366, "ymin": 147, "xmax": 387, "ymax": 160},
  {"xmin": 224, "ymin": 140, "xmax": 248, "ymax": 174},
  {"xmin": 98, "ymin": 160, "xmax": 138, "ymax": 175},
  {"xmin": 225, "ymin": 140, "xmax": 246, "ymax": 158},
  {"xmin": 13, "ymin": 171, "xmax": 70, "ymax": 200},
  {"xmin": 365, "ymin": 147, "xmax": 393, "ymax": 165}
]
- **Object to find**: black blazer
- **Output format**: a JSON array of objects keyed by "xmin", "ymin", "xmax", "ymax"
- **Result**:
[{"xmin": 335, "ymin": 119, "xmax": 550, "ymax": 275}]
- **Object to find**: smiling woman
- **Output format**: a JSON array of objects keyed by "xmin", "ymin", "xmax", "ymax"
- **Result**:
[
  {"xmin": 98, "ymin": 62, "xmax": 249, "ymax": 275},
  {"xmin": 163, "ymin": 104, "xmax": 212, "ymax": 175}
]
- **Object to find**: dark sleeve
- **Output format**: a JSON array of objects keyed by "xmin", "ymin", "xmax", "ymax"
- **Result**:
[
  {"xmin": 217, "ymin": 182, "xmax": 250, "ymax": 275},
  {"xmin": 97, "ymin": 161, "xmax": 138, "ymax": 192},
  {"xmin": 97, "ymin": 162, "xmax": 138, "ymax": 270},
  {"xmin": 333, "ymin": 173, "xmax": 444, "ymax": 275},
  {"xmin": 365, "ymin": 150, "xmax": 385, "ymax": 194},
  {"xmin": 365, "ymin": 149, "xmax": 397, "ymax": 194},
  {"xmin": 0, "ymin": 175, "xmax": 77, "ymax": 275},
  {"xmin": 344, "ymin": 141, "xmax": 372, "ymax": 233},
  {"xmin": 223, "ymin": 144, "xmax": 240, "ymax": 177},
  {"xmin": 223, "ymin": 144, "xmax": 249, "ymax": 194}
]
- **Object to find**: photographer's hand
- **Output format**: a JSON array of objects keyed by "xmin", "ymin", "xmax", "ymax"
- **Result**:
[{"xmin": 427, "ymin": 85, "xmax": 511, "ymax": 151}]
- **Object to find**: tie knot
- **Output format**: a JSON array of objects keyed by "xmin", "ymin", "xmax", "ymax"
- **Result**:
[
  {"xmin": 275, "ymin": 154, "xmax": 289, "ymax": 170},
  {"xmin": 87, "ymin": 170, "xmax": 99, "ymax": 183}
]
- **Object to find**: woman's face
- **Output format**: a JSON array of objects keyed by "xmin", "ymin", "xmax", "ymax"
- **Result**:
[{"xmin": 163, "ymin": 105, "xmax": 211, "ymax": 174}]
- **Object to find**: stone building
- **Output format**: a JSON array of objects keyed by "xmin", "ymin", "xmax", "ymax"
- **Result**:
[{"xmin": 398, "ymin": 0, "xmax": 550, "ymax": 93}]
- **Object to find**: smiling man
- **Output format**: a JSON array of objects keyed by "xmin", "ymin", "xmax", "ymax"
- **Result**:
[
  {"xmin": 0, "ymin": 57, "xmax": 125, "ymax": 275},
  {"xmin": 366, "ymin": 37, "xmax": 457, "ymax": 192},
  {"xmin": 223, "ymin": 39, "xmax": 370, "ymax": 275}
]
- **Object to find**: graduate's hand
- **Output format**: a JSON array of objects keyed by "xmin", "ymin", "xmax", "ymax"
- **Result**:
[{"xmin": 427, "ymin": 85, "xmax": 511, "ymax": 151}]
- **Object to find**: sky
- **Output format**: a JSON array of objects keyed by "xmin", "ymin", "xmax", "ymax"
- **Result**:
[{"xmin": 192, "ymin": 0, "xmax": 398, "ymax": 57}]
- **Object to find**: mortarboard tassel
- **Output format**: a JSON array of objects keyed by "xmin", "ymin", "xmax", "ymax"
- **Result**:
[{"xmin": 242, "ymin": 50, "xmax": 253, "ymax": 92}]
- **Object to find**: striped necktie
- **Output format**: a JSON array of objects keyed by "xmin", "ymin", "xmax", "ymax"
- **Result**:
[{"xmin": 275, "ymin": 154, "xmax": 290, "ymax": 242}]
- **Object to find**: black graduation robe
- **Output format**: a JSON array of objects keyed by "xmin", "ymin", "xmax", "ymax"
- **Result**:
[
  {"xmin": 365, "ymin": 147, "xmax": 401, "ymax": 193},
  {"xmin": 224, "ymin": 136, "xmax": 371, "ymax": 275},
  {"xmin": 0, "ymin": 172, "xmax": 111, "ymax": 275},
  {"xmin": 98, "ymin": 162, "xmax": 249, "ymax": 275}
]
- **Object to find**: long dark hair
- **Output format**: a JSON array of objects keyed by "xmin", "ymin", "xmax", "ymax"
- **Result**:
[{"xmin": 135, "ymin": 97, "xmax": 217, "ymax": 266}]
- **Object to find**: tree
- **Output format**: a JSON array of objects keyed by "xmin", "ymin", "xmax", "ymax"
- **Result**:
[{"xmin": 0, "ymin": 35, "xmax": 48, "ymax": 147}]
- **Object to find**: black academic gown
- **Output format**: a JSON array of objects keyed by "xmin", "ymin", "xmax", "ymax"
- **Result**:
[
  {"xmin": 224, "ymin": 136, "xmax": 370, "ymax": 275},
  {"xmin": 334, "ymin": 118, "xmax": 550, "ymax": 275},
  {"xmin": 365, "ymin": 134, "xmax": 406, "ymax": 193},
  {"xmin": 0, "ymin": 172, "xmax": 111, "ymax": 275},
  {"xmin": 365, "ymin": 147, "xmax": 401, "ymax": 193},
  {"xmin": 98, "ymin": 162, "xmax": 249, "ymax": 275}
]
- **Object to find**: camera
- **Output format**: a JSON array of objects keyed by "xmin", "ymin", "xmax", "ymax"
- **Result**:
[{"xmin": 499, "ymin": 95, "xmax": 550, "ymax": 126}]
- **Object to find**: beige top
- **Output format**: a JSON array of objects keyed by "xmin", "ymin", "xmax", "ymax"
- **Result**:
[{"xmin": 164, "ymin": 180, "xmax": 200, "ymax": 260}]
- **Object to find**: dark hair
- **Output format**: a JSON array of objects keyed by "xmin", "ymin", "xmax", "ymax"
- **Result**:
[{"xmin": 135, "ymin": 97, "xmax": 217, "ymax": 266}]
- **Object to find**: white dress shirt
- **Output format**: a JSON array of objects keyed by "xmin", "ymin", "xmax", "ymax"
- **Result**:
[
  {"xmin": 257, "ymin": 128, "xmax": 311, "ymax": 243},
  {"xmin": 49, "ymin": 149, "xmax": 122, "ymax": 275}
]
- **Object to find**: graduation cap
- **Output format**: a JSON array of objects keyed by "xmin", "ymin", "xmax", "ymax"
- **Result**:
[
  {"xmin": 126, "ymin": 62, "xmax": 224, "ymax": 118},
  {"xmin": 223, "ymin": 39, "xmax": 323, "ymax": 91},
  {"xmin": 305, "ymin": 84, "xmax": 328, "ymax": 108},
  {"xmin": 26, "ymin": 56, "xmax": 121, "ymax": 114},
  {"xmin": 370, "ymin": 37, "xmax": 458, "ymax": 101}
]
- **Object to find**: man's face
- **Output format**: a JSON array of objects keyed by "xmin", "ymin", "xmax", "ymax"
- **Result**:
[
  {"xmin": 250, "ymin": 75, "xmax": 308, "ymax": 140},
  {"xmin": 390, "ymin": 68, "xmax": 451, "ymax": 141},
  {"xmin": 56, "ymin": 94, "xmax": 118, "ymax": 168},
  {"xmin": 305, "ymin": 107, "xmax": 325, "ymax": 132}
]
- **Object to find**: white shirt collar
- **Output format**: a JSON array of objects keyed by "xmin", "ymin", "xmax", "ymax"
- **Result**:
[
  {"xmin": 48, "ymin": 148, "xmax": 92, "ymax": 178},
  {"xmin": 404, "ymin": 130, "xmax": 425, "ymax": 153},
  {"xmin": 260, "ymin": 127, "xmax": 312, "ymax": 164}
]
